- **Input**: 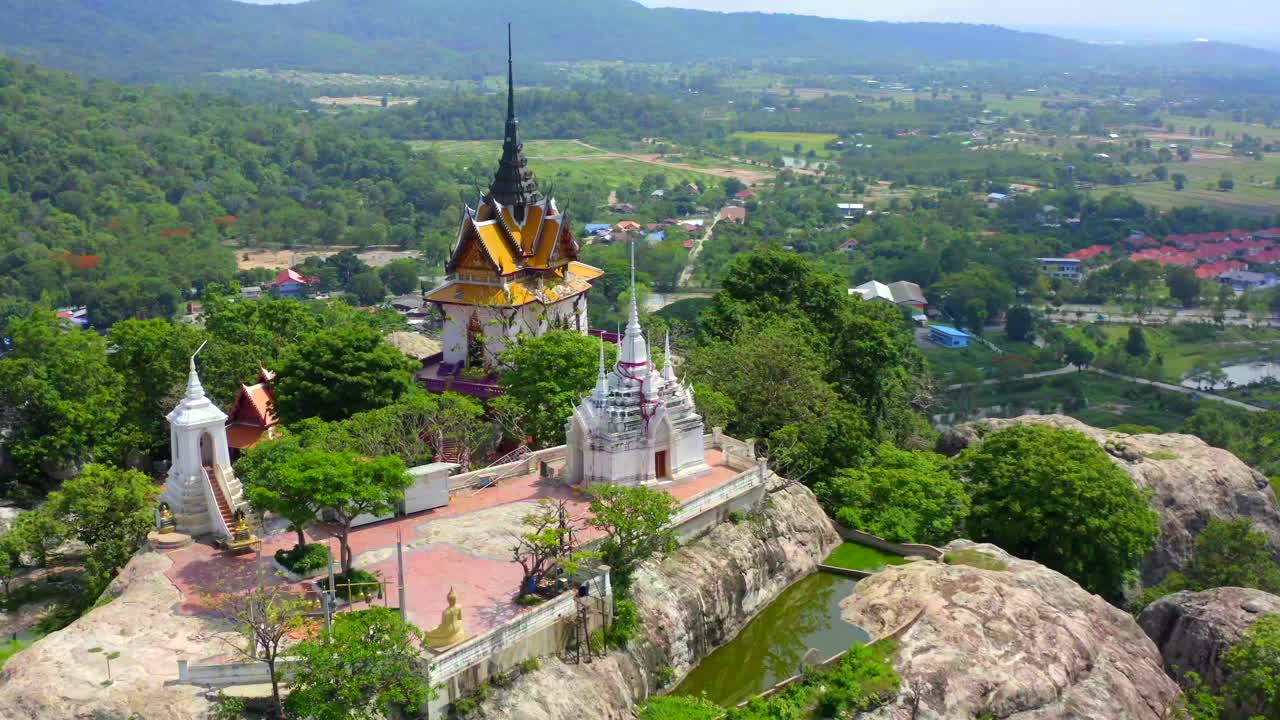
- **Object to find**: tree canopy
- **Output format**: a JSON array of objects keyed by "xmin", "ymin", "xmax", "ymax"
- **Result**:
[
  {"xmin": 274, "ymin": 325, "xmax": 417, "ymax": 424},
  {"xmin": 493, "ymin": 331, "xmax": 619, "ymax": 448},
  {"xmin": 957, "ymin": 424, "xmax": 1159, "ymax": 599}
]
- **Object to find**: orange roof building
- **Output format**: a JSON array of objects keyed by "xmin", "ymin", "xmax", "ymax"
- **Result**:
[
  {"xmin": 423, "ymin": 33, "xmax": 603, "ymax": 374},
  {"xmin": 225, "ymin": 368, "xmax": 280, "ymax": 458}
]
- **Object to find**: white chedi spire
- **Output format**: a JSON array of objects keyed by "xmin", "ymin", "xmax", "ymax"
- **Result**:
[
  {"xmin": 591, "ymin": 337, "xmax": 608, "ymax": 403},
  {"xmin": 621, "ymin": 239, "xmax": 648, "ymax": 367},
  {"xmin": 184, "ymin": 354, "xmax": 206, "ymax": 401},
  {"xmin": 662, "ymin": 332, "xmax": 676, "ymax": 383}
]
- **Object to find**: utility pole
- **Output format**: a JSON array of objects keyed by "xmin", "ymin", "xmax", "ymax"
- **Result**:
[{"xmin": 396, "ymin": 527, "xmax": 407, "ymax": 623}]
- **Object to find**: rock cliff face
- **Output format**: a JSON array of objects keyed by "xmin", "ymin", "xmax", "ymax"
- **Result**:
[
  {"xmin": 1138, "ymin": 587, "xmax": 1280, "ymax": 688},
  {"xmin": 844, "ymin": 541, "xmax": 1181, "ymax": 720},
  {"xmin": 0, "ymin": 551, "xmax": 225, "ymax": 720},
  {"xmin": 938, "ymin": 414, "xmax": 1280, "ymax": 585},
  {"xmin": 475, "ymin": 477, "xmax": 840, "ymax": 720}
]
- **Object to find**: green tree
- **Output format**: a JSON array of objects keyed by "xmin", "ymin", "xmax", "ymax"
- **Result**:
[
  {"xmin": 106, "ymin": 319, "xmax": 207, "ymax": 455},
  {"xmin": 49, "ymin": 464, "xmax": 160, "ymax": 596},
  {"xmin": 587, "ymin": 484, "xmax": 679, "ymax": 589},
  {"xmin": 378, "ymin": 259, "xmax": 420, "ymax": 295},
  {"xmin": 1167, "ymin": 265, "xmax": 1202, "ymax": 308},
  {"xmin": 309, "ymin": 452, "xmax": 411, "ymax": 575},
  {"xmin": 815, "ymin": 444, "xmax": 968, "ymax": 545},
  {"xmin": 274, "ymin": 325, "xmax": 416, "ymax": 423},
  {"xmin": 1065, "ymin": 340, "xmax": 1094, "ymax": 370},
  {"xmin": 1184, "ymin": 519, "xmax": 1280, "ymax": 593},
  {"xmin": 239, "ymin": 437, "xmax": 324, "ymax": 550},
  {"xmin": 492, "ymin": 331, "xmax": 618, "ymax": 447},
  {"xmin": 1224, "ymin": 613, "xmax": 1280, "ymax": 719},
  {"xmin": 349, "ymin": 270, "xmax": 387, "ymax": 306},
  {"xmin": 1173, "ymin": 173, "xmax": 1188, "ymax": 190},
  {"xmin": 6, "ymin": 507, "xmax": 68, "ymax": 569},
  {"xmin": 285, "ymin": 607, "xmax": 434, "ymax": 720},
  {"xmin": 207, "ymin": 583, "xmax": 310, "ymax": 719},
  {"xmin": 511, "ymin": 498, "xmax": 591, "ymax": 596},
  {"xmin": 1005, "ymin": 305, "xmax": 1036, "ymax": 342},
  {"xmin": 0, "ymin": 312, "xmax": 125, "ymax": 483},
  {"xmin": 769, "ymin": 401, "xmax": 872, "ymax": 484},
  {"xmin": 957, "ymin": 425, "xmax": 1159, "ymax": 599},
  {"xmin": 1125, "ymin": 326, "xmax": 1150, "ymax": 358}
]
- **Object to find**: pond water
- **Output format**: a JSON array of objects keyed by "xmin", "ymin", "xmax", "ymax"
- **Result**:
[
  {"xmin": 670, "ymin": 572, "xmax": 868, "ymax": 707},
  {"xmin": 1181, "ymin": 361, "xmax": 1280, "ymax": 390},
  {"xmin": 823, "ymin": 542, "xmax": 909, "ymax": 572}
]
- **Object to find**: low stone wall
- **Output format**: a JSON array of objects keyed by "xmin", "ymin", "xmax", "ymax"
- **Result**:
[
  {"xmin": 177, "ymin": 658, "xmax": 296, "ymax": 688},
  {"xmin": 834, "ymin": 525, "xmax": 943, "ymax": 562},
  {"xmin": 447, "ymin": 446, "xmax": 569, "ymax": 493}
]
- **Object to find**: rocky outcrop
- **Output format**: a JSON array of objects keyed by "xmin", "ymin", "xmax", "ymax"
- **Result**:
[
  {"xmin": 938, "ymin": 414, "xmax": 1280, "ymax": 585},
  {"xmin": 475, "ymin": 477, "xmax": 840, "ymax": 720},
  {"xmin": 0, "ymin": 551, "xmax": 229, "ymax": 720},
  {"xmin": 1138, "ymin": 587, "xmax": 1280, "ymax": 688},
  {"xmin": 844, "ymin": 540, "xmax": 1181, "ymax": 720}
]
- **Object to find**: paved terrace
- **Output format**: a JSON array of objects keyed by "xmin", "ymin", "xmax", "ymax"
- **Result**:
[{"xmin": 161, "ymin": 449, "xmax": 741, "ymax": 644}]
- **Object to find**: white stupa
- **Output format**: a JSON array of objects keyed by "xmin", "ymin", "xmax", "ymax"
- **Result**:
[
  {"xmin": 564, "ymin": 244, "xmax": 707, "ymax": 486},
  {"xmin": 159, "ymin": 345, "xmax": 247, "ymax": 540}
]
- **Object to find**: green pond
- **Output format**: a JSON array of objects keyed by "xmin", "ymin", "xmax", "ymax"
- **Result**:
[
  {"xmin": 822, "ymin": 542, "xmax": 910, "ymax": 572},
  {"xmin": 670, "ymin": 572, "xmax": 868, "ymax": 707}
]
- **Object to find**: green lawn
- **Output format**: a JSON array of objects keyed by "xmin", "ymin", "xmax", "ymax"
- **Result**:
[
  {"xmin": 823, "ymin": 543, "xmax": 909, "ymax": 572},
  {"xmin": 730, "ymin": 131, "xmax": 839, "ymax": 157},
  {"xmin": 1162, "ymin": 115, "xmax": 1280, "ymax": 144},
  {"xmin": 1063, "ymin": 324, "xmax": 1280, "ymax": 384}
]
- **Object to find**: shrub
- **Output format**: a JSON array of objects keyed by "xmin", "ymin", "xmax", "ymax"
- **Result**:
[
  {"xmin": 605, "ymin": 598, "xmax": 638, "ymax": 649},
  {"xmin": 638, "ymin": 695, "xmax": 724, "ymax": 720},
  {"xmin": 517, "ymin": 657, "xmax": 540, "ymax": 674},
  {"xmin": 515, "ymin": 594, "xmax": 544, "ymax": 607},
  {"xmin": 275, "ymin": 543, "xmax": 330, "ymax": 574},
  {"xmin": 656, "ymin": 664, "xmax": 676, "ymax": 688},
  {"xmin": 728, "ymin": 510, "xmax": 747, "ymax": 525},
  {"xmin": 323, "ymin": 568, "xmax": 381, "ymax": 602}
]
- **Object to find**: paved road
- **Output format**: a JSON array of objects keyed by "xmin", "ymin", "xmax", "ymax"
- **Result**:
[
  {"xmin": 1041, "ymin": 303, "xmax": 1280, "ymax": 328},
  {"xmin": 946, "ymin": 366, "xmax": 1269, "ymax": 413}
]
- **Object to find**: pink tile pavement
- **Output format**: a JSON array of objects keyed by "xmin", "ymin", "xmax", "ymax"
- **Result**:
[{"xmin": 162, "ymin": 450, "xmax": 741, "ymax": 635}]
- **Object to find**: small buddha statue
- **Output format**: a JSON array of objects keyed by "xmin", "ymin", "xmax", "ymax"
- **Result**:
[
  {"xmin": 232, "ymin": 511, "xmax": 253, "ymax": 543},
  {"xmin": 158, "ymin": 503, "xmax": 176, "ymax": 532},
  {"xmin": 425, "ymin": 587, "xmax": 468, "ymax": 648}
]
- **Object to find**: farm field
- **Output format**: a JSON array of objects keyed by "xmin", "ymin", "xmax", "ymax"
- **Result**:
[
  {"xmin": 1063, "ymin": 324, "xmax": 1280, "ymax": 383},
  {"xmin": 1097, "ymin": 152, "xmax": 1280, "ymax": 215},
  {"xmin": 730, "ymin": 130, "xmax": 839, "ymax": 156},
  {"xmin": 1162, "ymin": 114, "xmax": 1280, "ymax": 144},
  {"xmin": 411, "ymin": 138, "xmax": 773, "ymax": 188}
]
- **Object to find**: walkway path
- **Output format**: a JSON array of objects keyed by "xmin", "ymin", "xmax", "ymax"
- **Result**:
[
  {"xmin": 1041, "ymin": 303, "xmax": 1280, "ymax": 328},
  {"xmin": 678, "ymin": 211, "xmax": 721, "ymax": 288},
  {"xmin": 946, "ymin": 366, "xmax": 1269, "ymax": 413}
]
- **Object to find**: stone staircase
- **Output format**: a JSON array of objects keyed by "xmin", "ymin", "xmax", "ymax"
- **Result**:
[{"xmin": 205, "ymin": 465, "xmax": 235, "ymax": 529}]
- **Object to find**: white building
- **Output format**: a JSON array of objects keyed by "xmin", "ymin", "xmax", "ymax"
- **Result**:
[
  {"xmin": 564, "ymin": 254, "xmax": 707, "ymax": 487},
  {"xmin": 159, "ymin": 354, "xmax": 248, "ymax": 540}
]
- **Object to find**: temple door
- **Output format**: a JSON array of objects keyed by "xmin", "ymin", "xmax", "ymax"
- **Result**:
[{"xmin": 655, "ymin": 450, "xmax": 668, "ymax": 479}]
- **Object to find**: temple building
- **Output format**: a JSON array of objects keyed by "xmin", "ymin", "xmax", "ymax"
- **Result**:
[
  {"xmin": 224, "ymin": 367, "xmax": 280, "ymax": 461},
  {"xmin": 424, "ymin": 32, "xmax": 603, "ymax": 374},
  {"xmin": 564, "ymin": 249, "xmax": 707, "ymax": 486},
  {"xmin": 159, "ymin": 353, "xmax": 249, "ymax": 541}
]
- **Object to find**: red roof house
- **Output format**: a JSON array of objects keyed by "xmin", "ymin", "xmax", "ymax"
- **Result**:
[
  {"xmin": 1196, "ymin": 260, "xmax": 1248, "ymax": 279},
  {"xmin": 1066, "ymin": 244, "xmax": 1112, "ymax": 261}
]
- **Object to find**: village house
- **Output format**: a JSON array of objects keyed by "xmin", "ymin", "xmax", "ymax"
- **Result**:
[
  {"xmin": 719, "ymin": 206, "xmax": 747, "ymax": 223},
  {"xmin": 269, "ymin": 268, "xmax": 317, "ymax": 298},
  {"xmin": 1037, "ymin": 257, "xmax": 1084, "ymax": 281}
]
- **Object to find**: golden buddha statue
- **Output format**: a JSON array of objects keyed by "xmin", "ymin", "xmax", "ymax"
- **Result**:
[
  {"xmin": 158, "ymin": 503, "xmax": 176, "ymax": 532},
  {"xmin": 425, "ymin": 587, "xmax": 468, "ymax": 649}
]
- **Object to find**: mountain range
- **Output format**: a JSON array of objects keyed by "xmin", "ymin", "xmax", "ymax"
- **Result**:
[{"xmin": 2, "ymin": 0, "xmax": 1278, "ymax": 81}]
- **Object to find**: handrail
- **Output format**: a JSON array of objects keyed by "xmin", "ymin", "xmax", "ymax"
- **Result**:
[{"xmin": 200, "ymin": 466, "xmax": 232, "ymax": 541}]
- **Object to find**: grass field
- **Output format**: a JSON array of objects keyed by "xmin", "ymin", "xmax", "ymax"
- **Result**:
[
  {"xmin": 410, "ymin": 139, "xmax": 607, "ymax": 162},
  {"xmin": 730, "ymin": 131, "xmax": 839, "ymax": 157},
  {"xmin": 1098, "ymin": 151, "xmax": 1280, "ymax": 215},
  {"xmin": 1163, "ymin": 115, "xmax": 1280, "ymax": 144},
  {"xmin": 1065, "ymin": 324, "xmax": 1280, "ymax": 383}
]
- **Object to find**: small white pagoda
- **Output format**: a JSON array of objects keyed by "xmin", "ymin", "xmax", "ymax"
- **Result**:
[
  {"xmin": 564, "ymin": 247, "xmax": 708, "ymax": 486},
  {"xmin": 159, "ymin": 349, "xmax": 248, "ymax": 540}
]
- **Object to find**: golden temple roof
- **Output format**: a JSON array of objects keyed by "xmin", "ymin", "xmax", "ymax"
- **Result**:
[{"xmin": 425, "ymin": 262, "xmax": 602, "ymax": 308}]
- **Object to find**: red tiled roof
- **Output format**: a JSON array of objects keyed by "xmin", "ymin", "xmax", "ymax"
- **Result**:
[
  {"xmin": 1066, "ymin": 244, "xmax": 1111, "ymax": 260},
  {"xmin": 1195, "ymin": 260, "xmax": 1248, "ymax": 279}
]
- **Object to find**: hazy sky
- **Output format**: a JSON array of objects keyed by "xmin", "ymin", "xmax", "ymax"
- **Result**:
[{"xmin": 233, "ymin": 0, "xmax": 1277, "ymax": 48}]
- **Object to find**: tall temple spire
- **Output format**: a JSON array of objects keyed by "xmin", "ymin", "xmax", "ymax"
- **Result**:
[
  {"xmin": 621, "ymin": 239, "xmax": 648, "ymax": 366},
  {"xmin": 488, "ymin": 24, "xmax": 539, "ymax": 208},
  {"xmin": 184, "ymin": 340, "xmax": 209, "ymax": 401},
  {"xmin": 592, "ymin": 336, "xmax": 608, "ymax": 403},
  {"xmin": 662, "ymin": 332, "xmax": 676, "ymax": 382}
]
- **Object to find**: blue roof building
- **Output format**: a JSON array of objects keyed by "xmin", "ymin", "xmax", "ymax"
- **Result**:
[
  {"xmin": 645, "ymin": 231, "xmax": 667, "ymax": 244},
  {"xmin": 928, "ymin": 325, "xmax": 971, "ymax": 348},
  {"xmin": 584, "ymin": 223, "xmax": 612, "ymax": 235}
]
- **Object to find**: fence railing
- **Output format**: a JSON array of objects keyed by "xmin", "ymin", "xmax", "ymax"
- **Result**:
[
  {"xmin": 446, "ymin": 445, "xmax": 568, "ymax": 492},
  {"xmin": 427, "ymin": 568, "xmax": 612, "ymax": 682},
  {"xmin": 668, "ymin": 461, "xmax": 767, "ymax": 529}
]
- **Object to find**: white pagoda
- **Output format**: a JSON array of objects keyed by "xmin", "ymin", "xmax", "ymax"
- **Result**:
[
  {"xmin": 159, "ymin": 351, "xmax": 248, "ymax": 540},
  {"xmin": 564, "ymin": 248, "xmax": 707, "ymax": 486}
]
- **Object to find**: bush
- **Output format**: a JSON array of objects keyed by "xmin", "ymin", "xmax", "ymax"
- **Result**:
[
  {"xmin": 728, "ymin": 510, "xmax": 747, "ymax": 525},
  {"xmin": 816, "ymin": 642, "xmax": 901, "ymax": 716},
  {"xmin": 605, "ymin": 598, "xmax": 638, "ymax": 649},
  {"xmin": 323, "ymin": 568, "xmax": 381, "ymax": 602},
  {"xmin": 275, "ymin": 543, "xmax": 330, "ymax": 574},
  {"xmin": 515, "ymin": 594, "xmax": 544, "ymax": 607},
  {"xmin": 656, "ymin": 664, "xmax": 675, "ymax": 688},
  {"xmin": 638, "ymin": 695, "xmax": 724, "ymax": 720},
  {"xmin": 517, "ymin": 657, "xmax": 540, "ymax": 674}
]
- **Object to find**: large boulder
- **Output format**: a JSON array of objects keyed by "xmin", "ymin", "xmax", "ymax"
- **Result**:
[
  {"xmin": 843, "ymin": 541, "xmax": 1181, "ymax": 720},
  {"xmin": 475, "ymin": 478, "xmax": 840, "ymax": 720},
  {"xmin": 1138, "ymin": 586, "xmax": 1280, "ymax": 688},
  {"xmin": 938, "ymin": 414, "xmax": 1280, "ymax": 585},
  {"xmin": 0, "ymin": 551, "xmax": 229, "ymax": 720}
]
